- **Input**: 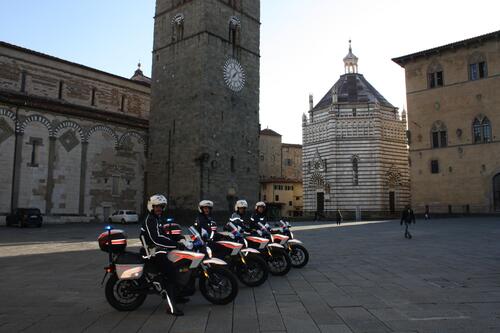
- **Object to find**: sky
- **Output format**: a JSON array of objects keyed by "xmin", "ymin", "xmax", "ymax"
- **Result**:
[{"xmin": 1, "ymin": 1, "xmax": 499, "ymax": 144}]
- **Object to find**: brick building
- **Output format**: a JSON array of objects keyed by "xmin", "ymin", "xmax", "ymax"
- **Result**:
[
  {"xmin": 259, "ymin": 128, "xmax": 303, "ymax": 218},
  {"xmin": 393, "ymin": 30, "xmax": 500, "ymax": 214},
  {"xmin": 0, "ymin": 42, "xmax": 150, "ymax": 223}
]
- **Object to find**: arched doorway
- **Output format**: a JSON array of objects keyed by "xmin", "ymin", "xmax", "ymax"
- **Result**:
[{"xmin": 494, "ymin": 174, "xmax": 500, "ymax": 211}]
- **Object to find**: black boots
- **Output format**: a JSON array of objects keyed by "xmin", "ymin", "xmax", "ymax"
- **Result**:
[{"xmin": 165, "ymin": 284, "xmax": 184, "ymax": 316}]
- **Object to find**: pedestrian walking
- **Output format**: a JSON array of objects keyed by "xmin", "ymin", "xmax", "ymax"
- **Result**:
[
  {"xmin": 424, "ymin": 205, "xmax": 430, "ymax": 221},
  {"xmin": 400, "ymin": 205, "xmax": 416, "ymax": 239},
  {"xmin": 336, "ymin": 209, "xmax": 343, "ymax": 225}
]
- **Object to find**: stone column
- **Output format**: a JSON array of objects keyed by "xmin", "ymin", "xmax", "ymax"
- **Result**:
[
  {"xmin": 11, "ymin": 132, "xmax": 24, "ymax": 210},
  {"xmin": 45, "ymin": 136, "xmax": 56, "ymax": 214},
  {"xmin": 78, "ymin": 142, "xmax": 88, "ymax": 215}
]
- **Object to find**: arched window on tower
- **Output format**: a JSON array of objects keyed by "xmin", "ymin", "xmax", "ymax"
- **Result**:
[
  {"xmin": 230, "ymin": 156, "xmax": 236, "ymax": 173},
  {"xmin": 171, "ymin": 13, "xmax": 185, "ymax": 42},
  {"xmin": 352, "ymin": 156, "xmax": 359, "ymax": 186},
  {"xmin": 431, "ymin": 121, "xmax": 447, "ymax": 148},
  {"xmin": 229, "ymin": 0, "xmax": 242, "ymax": 11},
  {"xmin": 473, "ymin": 116, "xmax": 492, "ymax": 143},
  {"xmin": 228, "ymin": 16, "xmax": 241, "ymax": 57}
]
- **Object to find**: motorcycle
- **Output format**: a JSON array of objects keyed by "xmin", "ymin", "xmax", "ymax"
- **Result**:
[
  {"xmin": 195, "ymin": 226, "xmax": 269, "ymax": 287},
  {"xmin": 223, "ymin": 221, "xmax": 292, "ymax": 276},
  {"xmin": 97, "ymin": 225, "xmax": 239, "ymax": 312},
  {"xmin": 268, "ymin": 220, "xmax": 309, "ymax": 268}
]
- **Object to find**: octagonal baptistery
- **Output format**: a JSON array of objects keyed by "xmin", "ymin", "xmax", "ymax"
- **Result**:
[{"xmin": 302, "ymin": 42, "xmax": 410, "ymax": 219}]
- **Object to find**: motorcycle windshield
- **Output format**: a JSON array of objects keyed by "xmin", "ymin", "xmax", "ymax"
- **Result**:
[
  {"xmin": 188, "ymin": 226, "xmax": 201, "ymax": 240},
  {"xmin": 227, "ymin": 222, "xmax": 238, "ymax": 232}
]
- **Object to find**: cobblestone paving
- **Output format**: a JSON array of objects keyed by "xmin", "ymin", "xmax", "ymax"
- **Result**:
[{"xmin": 0, "ymin": 218, "xmax": 499, "ymax": 333}]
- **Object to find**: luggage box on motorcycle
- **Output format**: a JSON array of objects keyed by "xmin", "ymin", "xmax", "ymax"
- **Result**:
[
  {"xmin": 115, "ymin": 252, "xmax": 144, "ymax": 280},
  {"xmin": 98, "ymin": 229, "xmax": 127, "ymax": 253}
]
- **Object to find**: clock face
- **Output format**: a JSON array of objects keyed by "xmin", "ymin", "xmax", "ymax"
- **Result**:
[{"xmin": 223, "ymin": 58, "xmax": 246, "ymax": 92}]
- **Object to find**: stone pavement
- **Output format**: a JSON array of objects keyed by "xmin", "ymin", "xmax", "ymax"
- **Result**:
[{"xmin": 0, "ymin": 217, "xmax": 499, "ymax": 333}]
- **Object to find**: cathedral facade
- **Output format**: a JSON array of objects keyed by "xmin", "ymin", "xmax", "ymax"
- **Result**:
[
  {"xmin": 0, "ymin": 42, "xmax": 150, "ymax": 223},
  {"xmin": 302, "ymin": 43, "xmax": 410, "ymax": 219}
]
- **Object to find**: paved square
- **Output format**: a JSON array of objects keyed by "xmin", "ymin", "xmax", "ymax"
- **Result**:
[{"xmin": 0, "ymin": 218, "xmax": 499, "ymax": 333}]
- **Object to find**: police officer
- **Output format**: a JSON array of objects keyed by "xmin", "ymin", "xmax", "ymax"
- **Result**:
[
  {"xmin": 229, "ymin": 200, "xmax": 250, "ymax": 232},
  {"xmin": 194, "ymin": 200, "xmax": 216, "ymax": 240},
  {"xmin": 249, "ymin": 201, "xmax": 269, "ymax": 232},
  {"xmin": 140, "ymin": 194, "xmax": 188, "ymax": 316}
]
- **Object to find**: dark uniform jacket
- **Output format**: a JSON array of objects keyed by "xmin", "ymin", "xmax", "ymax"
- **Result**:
[
  {"xmin": 193, "ymin": 213, "xmax": 216, "ymax": 240},
  {"xmin": 249, "ymin": 212, "xmax": 267, "ymax": 232},
  {"xmin": 400, "ymin": 209, "xmax": 416, "ymax": 225},
  {"xmin": 140, "ymin": 214, "xmax": 177, "ymax": 249}
]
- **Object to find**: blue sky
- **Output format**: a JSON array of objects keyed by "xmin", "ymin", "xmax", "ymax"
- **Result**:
[{"xmin": 1, "ymin": 1, "xmax": 499, "ymax": 143}]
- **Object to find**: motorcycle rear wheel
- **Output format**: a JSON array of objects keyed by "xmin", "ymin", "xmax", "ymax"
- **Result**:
[
  {"xmin": 267, "ymin": 248, "xmax": 292, "ymax": 276},
  {"xmin": 105, "ymin": 274, "xmax": 147, "ymax": 311},
  {"xmin": 199, "ymin": 267, "xmax": 238, "ymax": 305},
  {"xmin": 236, "ymin": 255, "xmax": 268, "ymax": 287},
  {"xmin": 289, "ymin": 244, "xmax": 309, "ymax": 268}
]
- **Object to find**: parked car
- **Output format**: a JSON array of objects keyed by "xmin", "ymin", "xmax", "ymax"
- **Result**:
[
  {"xmin": 6, "ymin": 208, "xmax": 43, "ymax": 228},
  {"xmin": 108, "ymin": 210, "xmax": 139, "ymax": 224}
]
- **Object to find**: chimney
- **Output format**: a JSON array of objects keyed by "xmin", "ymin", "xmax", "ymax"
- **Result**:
[{"xmin": 309, "ymin": 94, "xmax": 314, "ymax": 111}]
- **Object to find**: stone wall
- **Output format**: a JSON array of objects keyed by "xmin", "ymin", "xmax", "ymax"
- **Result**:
[
  {"xmin": 0, "ymin": 110, "xmax": 15, "ymax": 214},
  {"xmin": 281, "ymin": 144, "xmax": 302, "ymax": 180},
  {"xmin": 0, "ymin": 45, "xmax": 150, "ymax": 119},
  {"xmin": 259, "ymin": 133, "xmax": 282, "ymax": 179},
  {"xmin": 0, "ymin": 42, "xmax": 150, "ymax": 222},
  {"xmin": 149, "ymin": 0, "xmax": 260, "ymax": 213},
  {"xmin": 400, "ymin": 36, "xmax": 500, "ymax": 213}
]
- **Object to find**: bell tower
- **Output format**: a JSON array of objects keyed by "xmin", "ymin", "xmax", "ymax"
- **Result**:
[{"xmin": 148, "ymin": 0, "xmax": 261, "ymax": 214}]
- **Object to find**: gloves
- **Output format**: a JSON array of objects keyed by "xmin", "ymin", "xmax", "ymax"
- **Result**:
[
  {"xmin": 193, "ymin": 239, "xmax": 204, "ymax": 248},
  {"xmin": 178, "ymin": 239, "xmax": 193, "ymax": 250}
]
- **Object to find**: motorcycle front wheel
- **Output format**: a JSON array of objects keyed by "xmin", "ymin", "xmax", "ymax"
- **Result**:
[
  {"xmin": 236, "ymin": 255, "xmax": 268, "ymax": 287},
  {"xmin": 267, "ymin": 248, "xmax": 292, "ymax": 276},
  {"xmin": 289, "ymin": 244, "xmax": 309, "ymax": 268},
  {"xmin": 199, "ymin": 267, "xmax": 238, "ymax": 305},
  {"xmin": 105, "ymin": 274, "xmax": 147, "ymax": 311}
]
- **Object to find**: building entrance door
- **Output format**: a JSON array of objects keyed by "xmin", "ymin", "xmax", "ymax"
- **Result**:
[
  {"xmin": 389, "ymin": 191, "xmax": 395, "ymax": 213},
  {"xmin": 494, "ymin": 174, "xmax": 500, "ymax": 211},
  {"xmin": 316, "ymin": 192, "xmax": 324, "ymax": 215}
]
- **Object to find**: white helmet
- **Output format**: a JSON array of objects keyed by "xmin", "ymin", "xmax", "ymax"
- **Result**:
[
  {"xmin": 255, "ymin": 201, "xmax": 266, "ymax": 210},
  {"xmin": 198, "ymin": 200, "xmax": 214, "ymax": 213},
  {"xmin": 234, "ymin": 200, "xmax": 248, "ymax": 212},
  {"xmin": 147, "ymin": 194, "xmax": 167, "ymax": 212}
]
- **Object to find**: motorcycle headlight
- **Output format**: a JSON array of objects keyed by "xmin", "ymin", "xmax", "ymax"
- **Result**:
[{"xmin": 206, "ymin": 246, "xmax": 213, "ymax": 259}]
